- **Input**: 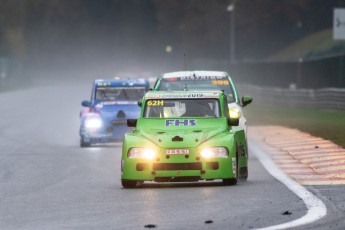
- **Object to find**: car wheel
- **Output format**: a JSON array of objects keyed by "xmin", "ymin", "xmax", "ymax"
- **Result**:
[
  {"xmin": 121, "ymin": 180, "xmax": 141, "ymax": 188},
  {"xmin": 241, "ymin": 141, "xmax": 249, "ymax": 181},
  {"xmin": 240, "ymin": 166, "xmax": 248, "ymax": 181},
  {"xmin": 80, "ymin": 137, "xmax": 91, "ymax": 147},
  {"xmin": 223, "ymin": 148, "xmax": 239, "ymax": 186}
]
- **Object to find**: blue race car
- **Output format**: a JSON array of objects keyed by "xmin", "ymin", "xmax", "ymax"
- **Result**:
[{"xmin": 79, "ymin": 78, "xmax": 150, "ymax": 147}]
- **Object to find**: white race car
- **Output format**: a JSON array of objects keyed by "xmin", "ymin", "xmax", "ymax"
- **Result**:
[{"xmin": 152, "ymin": 70, "xmax": 252, "ymax": 135}]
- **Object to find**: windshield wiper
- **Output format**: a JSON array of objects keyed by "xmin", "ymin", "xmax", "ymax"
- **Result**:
[
  {"xmin": 101, "ymin": 91, "xmax": 108, "ymax": 100},
  {"xmin": 122, "ymin": 89, "xmax": 129, "ymax": 99}
]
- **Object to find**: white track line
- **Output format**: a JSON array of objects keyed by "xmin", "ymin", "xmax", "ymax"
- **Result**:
[{"xmin": 249, "ymin": 139, "xmax": 327, "ymax": 230}]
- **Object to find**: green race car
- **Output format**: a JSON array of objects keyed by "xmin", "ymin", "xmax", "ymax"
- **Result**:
[{"xmin": 121, "ymin": 90, "xmax": 248, "ymax": 188}]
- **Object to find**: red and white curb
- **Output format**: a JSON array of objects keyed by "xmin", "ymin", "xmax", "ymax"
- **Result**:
[
  {"xmin": 249, "ymin": 134, "xmax": 327, "ymax": 230},
  {"xmin": 250, "ymin": 126, "xmax": 345, "ymax": 185}
]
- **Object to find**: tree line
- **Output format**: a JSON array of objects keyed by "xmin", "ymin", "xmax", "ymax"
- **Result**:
[{"xmin": 0, "ymin": 0, "xmax": 339, "ymax": 69}]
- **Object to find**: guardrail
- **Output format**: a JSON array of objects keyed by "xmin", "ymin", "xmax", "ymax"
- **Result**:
[
  {"xmin": 0, "ymin": 57, "xmax": 26, "ymax": 92},
  {"xmin": 236, "ymin": 84, "xmax": 345, "ymax": 110}
]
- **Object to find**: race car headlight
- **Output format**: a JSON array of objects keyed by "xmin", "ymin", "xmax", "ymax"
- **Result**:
[
  {"xmin": 200, "ymin": 147, "xmax": 228, "ymax": 158},
  {"xmin": 85, "ymin": 118, "xmax": 103, "ymax": 128},
  {"xmin": 128, "ymin": 148, "xmax": 156, "ymax": 160},
  {"xmin": 229, "ymin": 108, "xmax": 242, "ymax": 119}
]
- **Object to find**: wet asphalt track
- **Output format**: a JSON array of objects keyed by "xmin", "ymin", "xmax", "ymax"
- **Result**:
[{"xmin": 0, "ymin": 79, "xmax": 344, "ymax": 230}]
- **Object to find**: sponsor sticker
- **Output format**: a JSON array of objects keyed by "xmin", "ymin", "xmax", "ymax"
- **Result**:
[
  {"xmin": 165, "ymin": 119, "xmax": 197, "ymax": 127},
  {"xmin": 212, "ymin": 80, "xmax": 229, "ymax": 85},
  {"xmin": 145, "ymin": 92, "xmax": 219, "ymax": 99},
  {"xmin": 103, "ymin": 101, "xmax": 137, "ymax": 105},
  {"xmin": 147, "ymin": 100, "xmax": 164, "ymax": 106},
  {"xmin": 187, "ymin": 93, "xmax": 204, "ymax": 98},
  {"xmin": 237, "ymin": 143, "xmax": 246, "ymax": 157},
  {"xmin": 180, "ymin": 76, "xmax": 225, "ymax": 80},
  {"xmin": 232, "ymin": 157, "xmax": 237, "ymax": 176},
  {"xmin": 97, "ymin": 82, "xmax": 111, "ymax": 86}
]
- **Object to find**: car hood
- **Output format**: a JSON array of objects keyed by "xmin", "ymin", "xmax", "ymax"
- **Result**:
[
  {"xmin": 135, "ymin": 118, "xmax": 229, "ymax": 148},
  {"xmin": 96, "ymin": 103, "xmax": 141, "ymax": 121}
]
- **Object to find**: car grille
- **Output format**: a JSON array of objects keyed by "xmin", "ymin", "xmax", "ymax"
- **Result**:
[{"xmin": 153, "ymin": 163, "xmax": 202, "ymax": 171}]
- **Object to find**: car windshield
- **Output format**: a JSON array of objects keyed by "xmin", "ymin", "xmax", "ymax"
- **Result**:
[
  {"xmin": 95, "ymin": 87, "xmax": 146, "ymax": 100},
  {"xmin": 156, "ymin": 77, "xmax": 236, "ymax": 103},
  {"xmin": 144, "ymin": 99, "xmax": 220, "ymax": 118}
]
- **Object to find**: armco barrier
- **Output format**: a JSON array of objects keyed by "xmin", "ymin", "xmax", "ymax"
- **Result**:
[
  {"xmin": 236, "ymin": 84, "xmax": 345, "ymax": 110},
  {"xmin": 0, "ymin": 57, "xmax": 26, "ymax": 91}
]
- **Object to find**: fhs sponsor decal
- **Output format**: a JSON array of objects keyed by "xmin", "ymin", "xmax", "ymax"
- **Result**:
[{"xmin": 165, "ymin": 119, "xmax": 197, "ymax": 127}]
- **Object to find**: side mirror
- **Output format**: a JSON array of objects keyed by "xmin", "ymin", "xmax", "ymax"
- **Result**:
[
  {"xmin": 228, "ymin": 118, "xmax": 239, "ymax": 126},
  {"xmin": 241, "ymin": 96, "xmax": 252, "ymax": 107},
  {"xmin": 138, "ymin": 99, "xmax": 143, "ymax": 107},
  {"xmin": 127, "ymin": 119, "xmax": 137, "ymax": 127},
  {"xmin": 81, "ymin": 100, "xmax": 91, "ymax": 107}
]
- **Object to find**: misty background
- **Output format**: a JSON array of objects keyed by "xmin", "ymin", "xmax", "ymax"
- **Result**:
[{"xmin": 1, "ymin": 0, "xmax": 345, "ymax": 88}]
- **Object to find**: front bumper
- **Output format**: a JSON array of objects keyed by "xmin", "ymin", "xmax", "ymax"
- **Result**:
[
  {"xmin": 80, "ymin": 125, "xmax": 133, "ymax": 143},
  {"xmin": 122, "ymin": 154, "xmax": 236, "ymax": 181}
]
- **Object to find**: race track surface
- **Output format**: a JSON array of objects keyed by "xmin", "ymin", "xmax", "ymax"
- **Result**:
[{"xmin": 1, "ymin": 81, "xmax": 344, "ymax": 229}]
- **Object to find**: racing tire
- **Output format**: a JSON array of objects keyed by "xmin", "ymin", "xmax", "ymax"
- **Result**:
[
  {"xmin": 239, "ymin": 142, "xmax": 249, "ymax": 181},
  {"xmin": 223, "ymin": 148, "xmax": 239, "ymax": 186},
  {"xmin": 80, "ymin": 138, "xmax": 91, "ymax": 148},
  {"xmin": 121, "ymin": 180, "xmax": 141, "ymax": 188},
  {"xmin": 240, "ymin": 167, "xmax": 248, "ymax": 181},
  {"xmin": 241, "ymin": 139, "xmax": 249, "ymax": 181},
  {"xmin": 244, "ymin": 168, "xmax": 248, "ymax": 181}
]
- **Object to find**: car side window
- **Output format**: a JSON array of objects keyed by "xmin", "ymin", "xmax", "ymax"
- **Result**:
[{"xmin": 223, "ymin": 97, "xmax": 230, "ymax": 119}]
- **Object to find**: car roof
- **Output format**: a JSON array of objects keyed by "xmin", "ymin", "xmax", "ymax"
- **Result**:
[
  {"xmin": 94, "ymin": 79, "xmax": 149, "ymax": 87},
  {"xmin": 160, "ymin": 70, "xmax": 229, "ymax": 79},
  {"xmin": 144, "ymin": 90, "xmax": 223, "ymax": 99}
]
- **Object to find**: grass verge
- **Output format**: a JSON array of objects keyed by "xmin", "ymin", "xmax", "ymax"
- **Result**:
[{"xmin": 244, "ymin": 104, "xmax": 345, "ymax": 148}]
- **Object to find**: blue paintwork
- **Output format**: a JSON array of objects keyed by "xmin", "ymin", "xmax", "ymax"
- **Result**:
[{"xmin": 79, "ymin": 79, "xmax": 150, "ymax": 146}]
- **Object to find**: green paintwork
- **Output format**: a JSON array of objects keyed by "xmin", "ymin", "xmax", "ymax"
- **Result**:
[{"xmin": 121, "ymin": 91, "xmax": 248, "ymax": 187}]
